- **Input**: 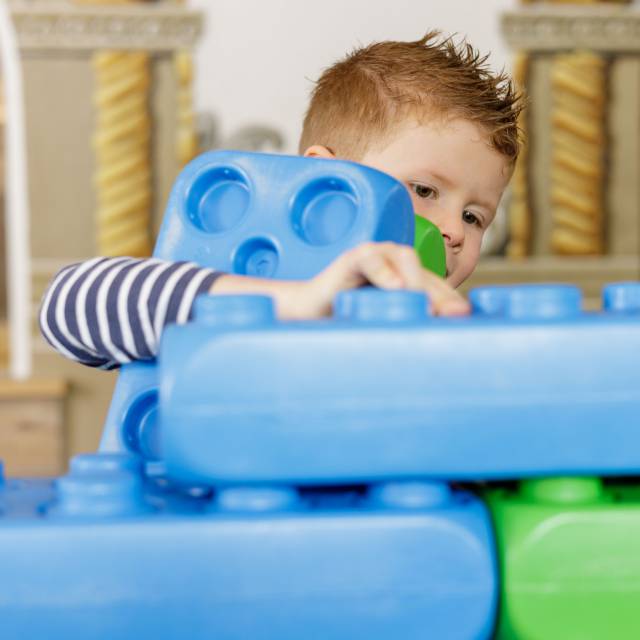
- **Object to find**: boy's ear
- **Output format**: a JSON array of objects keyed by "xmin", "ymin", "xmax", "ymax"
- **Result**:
[{"xmin": 303, "ymin": 145, "xmax": 336, "ymax": 159}]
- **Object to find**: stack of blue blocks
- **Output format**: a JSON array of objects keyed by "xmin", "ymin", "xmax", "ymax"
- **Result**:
[{"xmin": 1, "ymin": 151, "xmax": 639, "ymax": 639}]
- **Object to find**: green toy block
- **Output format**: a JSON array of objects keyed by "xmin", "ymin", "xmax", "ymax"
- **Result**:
[
  {"xmin": 488, "ymin": 477, "xmax": 640, "ymax": 640},
  {"xmin": 413, "ymin": 215, "xmax": 446, "ymax": 278}
]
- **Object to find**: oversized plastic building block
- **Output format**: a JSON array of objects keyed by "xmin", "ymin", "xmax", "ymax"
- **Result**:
[
  {"xmin": 101, "ymin": 149, "xmax": 440, "ymax": 455},
  {"xmin": 0, "ymin": 453, "xmax": 497, "ymax": 640},
  {"xmin": 488, "ymin": 477, "xmax": 640, "ymax": 639},
  {"xmin": 159, "ymin": 283, "xmax": 640, "ymax": 485},
  {"xmin": 100, "ymin": 361, "xmax": 159, "ymax": 456},
  {"xmin": 154, "ymin": 150, "xmax": 415, "ymax": 274}
]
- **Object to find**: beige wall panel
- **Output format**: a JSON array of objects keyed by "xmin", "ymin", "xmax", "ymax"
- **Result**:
[
  {"xmin": 34, "ymin": 346, "xmax": 117, "ymax": 461},
  {"xmin": 607, "ymin": 56, "xmax": 640, "ymax": 256},
  {"xmin": 528, "ymin": 55, "xmax": 555, "ymax": 256},
  {"xmin": 23, "ymin": 53, "xmax": 96, "ymax": 260},
  {"xmin": 0, "ymin": 125, "xmax": 6, "ymax": 318},
  {"xmin": 150, "ymin": 54, "xmax": 180, "ymax": 238},
  {"xmin": 0, "ymin": 379, "xmax": 66, "ymax": 477}
]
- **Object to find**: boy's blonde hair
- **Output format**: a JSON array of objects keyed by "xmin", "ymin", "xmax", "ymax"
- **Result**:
[{"xmin": 299, "ymin": 31, "xmax": 523, "ymax": 163}]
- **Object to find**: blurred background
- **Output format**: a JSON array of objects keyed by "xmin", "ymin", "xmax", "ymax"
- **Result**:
[
  {"xmin": 189, "ymin": 0, "xmax": 516, "ymax": 155},
  {"xmin": 0, "ymin": 0, "xmax": 639, "ymax": 475}
]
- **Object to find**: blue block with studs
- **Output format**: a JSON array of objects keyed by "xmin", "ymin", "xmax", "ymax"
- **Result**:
[
  {"xmin": 154, "ymin": 150, "xmax": 414, "ymax": 275},
  {"xmin": 0, "ymin": 453, "xmax": 496, "ymax": 640},
  {"xmin": 100, "ymin": 150, "xmax": 416, "ymax": 456},
  {"xmin": 158, "ymin": 282, "xmax": 640, "ymax": 484}
]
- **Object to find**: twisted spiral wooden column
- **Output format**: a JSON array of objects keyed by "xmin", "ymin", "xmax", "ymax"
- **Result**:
[
  {"xmin": 506, "ymin": 53, "xmax": 531, "ymax": 258},
  {"xmin": 76, "ymin": 0, "xmax": 153, "ymax": 256},
  {"xmin": 93, "ymin": 50, "xmax": 152, "ymax": 256},
  {"xmin": 550, "ymin": 51, "xmax": 606, "ymax": 254},
  {"xmin": 175, "ymin": 50, "xmax": 199, "ymax": 167}
]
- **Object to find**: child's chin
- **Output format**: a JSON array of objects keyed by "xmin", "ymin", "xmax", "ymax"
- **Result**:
[{"xmin": 446, "ymin": 272, "xmax": 465, "ymax": 288}]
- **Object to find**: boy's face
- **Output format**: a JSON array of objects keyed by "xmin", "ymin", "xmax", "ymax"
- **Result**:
[{"xmin": 358, "ymin": 118, "xmax": 512, "ymax": 287}]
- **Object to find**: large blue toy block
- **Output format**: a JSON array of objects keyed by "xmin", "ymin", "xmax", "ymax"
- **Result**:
[
  {"xmin": 100, "ymin": 361, "xmax": 160, "ymax": 457},
  {"xmin": 159, "ymin": 283, "xmax": 640, "ymax": 485},
  {"xmin": 155, "ymin": 150, "xmax": 414, "ymax": 274},
  {"xmin": 101, "ymin": 150, "xmax": 415, "ymax": 454},
  {"xmin": 0, "ymin": 454, "xmax": 497, "ymax": 640}
]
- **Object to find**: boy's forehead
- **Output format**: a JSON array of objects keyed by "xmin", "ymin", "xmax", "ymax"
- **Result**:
[{"xmin": 365, "ymin": 118, "xmax": 511, "ymax": 182}]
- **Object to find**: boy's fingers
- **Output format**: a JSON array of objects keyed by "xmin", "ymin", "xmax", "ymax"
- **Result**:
[
  {"xmin": 376, "ymin": 245, "xmax": 470, "ymax": 316},
  {"xmin": 356, "ymin": 248, "xmax": 405, "ymax": 289},
  {"xmin": 421, "ymin": 273, "xmax": 470, "ymax": 316},
  {"xmin": 321, "ymin": 242, "xmax": 470, "ymax": 317},
  {"xmin": 352, "ymin": 243, "xmax": 470, "ymax": 316}
]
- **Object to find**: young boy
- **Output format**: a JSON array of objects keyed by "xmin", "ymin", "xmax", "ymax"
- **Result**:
[{"xmin": 40, "ymin": 32, "xmax": 521, "ymax": 369}]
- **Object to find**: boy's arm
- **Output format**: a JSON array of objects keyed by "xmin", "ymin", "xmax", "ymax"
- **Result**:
[
  {"xmin": 39, "ymin": 256, "xmax": 221, "ymax": 369},
  {"xmin": 39, "ymin": 244, "xmax": 469, "ymax": 368}
]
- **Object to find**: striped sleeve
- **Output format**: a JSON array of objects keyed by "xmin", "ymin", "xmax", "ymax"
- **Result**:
[{"xmin": 39, "ymin": 257, "xmax": 223, "ymax": 369}]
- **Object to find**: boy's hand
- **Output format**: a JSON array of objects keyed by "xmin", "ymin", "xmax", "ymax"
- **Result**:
[
  {"xmin": 212, "ymin": 242, "xmax": 470, "ymax": 320},
  {"xmin": 303, "ymin": 242, "xmax": 469, "ymax": 318}
]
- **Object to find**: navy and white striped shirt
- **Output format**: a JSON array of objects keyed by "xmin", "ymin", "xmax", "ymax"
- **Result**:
[{"xmin": 39, "ymin": 257, "xmax": 223, "ymax": 369}]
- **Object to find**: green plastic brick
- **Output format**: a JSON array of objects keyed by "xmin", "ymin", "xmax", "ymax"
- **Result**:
[
  {"xmin": 413, "ymin": 215, "xmax": 446, "ymax": 278},
  {"xmin": 488, "ymin": 477, "xmax": 640, "ymax": 640}
]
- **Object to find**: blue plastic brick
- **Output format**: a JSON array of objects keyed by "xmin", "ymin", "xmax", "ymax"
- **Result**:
[
  {"xmin": 101, "ymin": 150, "xmax": 415, "ymax": 454},
  {"xmin": 158, "ymin": 284, "xmax": 640, "ymax": 484},
  {"xmin": 100, "ymin": 361, "xmax": 160, "ymax": 457},
  {"xmin": 602, "ymin": 282, "xmax": 640, "ymax": 313},
  {"xmin": 0, "ymin": 454, "xmax": 496, "ymax": 640},
  {"xmin": 155, "ymin": 150, "xmax": 414, "ymax": 274}
]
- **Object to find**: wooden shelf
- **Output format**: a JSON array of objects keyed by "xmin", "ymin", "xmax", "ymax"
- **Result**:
[
  {"xmin": 461, "ymin": 255, "xmax": 640, "ymax": 309},
  {"xmin": 0, "ymin": 375, "xmax": 68, "ymax": 477}
]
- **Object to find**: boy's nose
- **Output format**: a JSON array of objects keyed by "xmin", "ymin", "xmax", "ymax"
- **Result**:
[{"xmin": 438, "ymin": 216, "xmax": 465, "ymax": 249}]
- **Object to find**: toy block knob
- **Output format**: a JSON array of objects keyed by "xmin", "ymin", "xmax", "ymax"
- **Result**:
[
  {"xmin": 122, "ymin": 391, "xmax": 160, "ymax": 461},
  {"xmin": 519, "ymin": 477, "xmax": 607, "ymax": 505},
  {"xmin": 470, "ymin": 284, "xmax": 582, "ymax": 319},
  {"xmin": 334, "ymin": 288, "xmax": 430, "ymax": 323},
  {"xmin": 70, "ymin": 453, "xmax": 143, "ymax": 476},
  {"xmin": 51, "ymin": 453, "xmax": 151, "ymax": 518},
  {"xmin": 194, "ymin": 294, "xmax": 276, "ymax": 328},
  {"xmin": 414, "ymin": 215, "xmax": 447, "ymax": 278},
  {"xmin": 215, "ymin": 486, "xmax": 300, "ymax": 513},
  {"xmin": 369, "ymin": 481, "xmax": 452, "ymax": 509},
  {"xmin": 602, "ymin": 282, "xmax": 640, "ymax": 312}
]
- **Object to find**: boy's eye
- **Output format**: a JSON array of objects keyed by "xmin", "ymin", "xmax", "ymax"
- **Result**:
[
  {"xmin": 411, "ymin": 183, "xmax": 437, "ymax": 199},
  {"xmin": 462, "ymin": 210, "xmax": 481, "ymax": 227}
]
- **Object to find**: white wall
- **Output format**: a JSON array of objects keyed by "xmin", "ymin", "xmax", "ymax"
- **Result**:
[{"xmin": 191, "ymin": 0, "xmax": 518, "ymax": 154}]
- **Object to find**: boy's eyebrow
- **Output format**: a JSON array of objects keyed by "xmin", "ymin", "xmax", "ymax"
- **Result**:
[
  {"xmin": 425, "ymin": 170, "xmax": 454, "ymax": 189},
  {"xmin": 422, "ymin": 170, "xmax": 497, "ymax": 212}
]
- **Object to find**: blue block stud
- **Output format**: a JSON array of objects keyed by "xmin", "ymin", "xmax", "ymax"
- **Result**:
[
  {"xmin": 194, "ymin": 293, "xmax": 276, "ymax": 328},
  {"xmin": 470, "ymin": 284, "xmax": 582, "ymax": 319},
  {"xmin": 368, "ymin": 480, "xmax": 452, "ymax": 509},
  {"xmin": 49, "ymin": 453, "xmax": 152, "ymax": 519},
  {"xmin": 334, "ymin": 288, "xmax": 430, "ymax": 323},
  {"xmin": 602, "ymin": 282, "xmax": 640, "ymax": 312},
  {"xmin": 214, "ymin": 486, "xmax": 301, "ymax": 513}
]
